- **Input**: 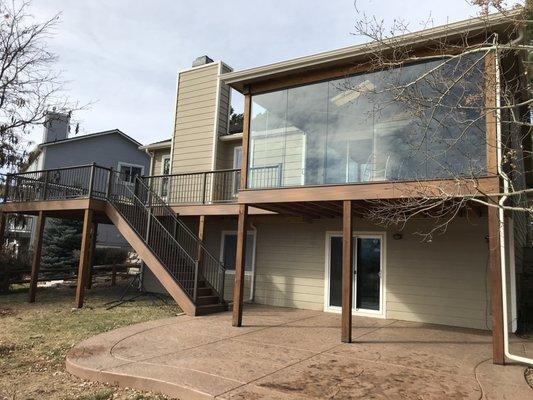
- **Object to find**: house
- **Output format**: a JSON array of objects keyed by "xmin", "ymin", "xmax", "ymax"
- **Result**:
[
  {"xmin": 0, "ymin": 10, "xmax": 530, "ymax": 367},
  {"xmin": 7, "ymin": 112, "xmax": 150, "ymax": 252}
]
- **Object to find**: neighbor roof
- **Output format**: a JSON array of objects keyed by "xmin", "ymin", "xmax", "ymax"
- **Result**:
[
  {"xmin": 138, "ymin": 138, "xmax": 172, "ymax": 151},
  {"xmin": 38, "ymin": 129, "xmax": 143, "ymax": 149},
  {"xmin": 222, "ymin": 10, "xmax": 522, "ymax": 92}
]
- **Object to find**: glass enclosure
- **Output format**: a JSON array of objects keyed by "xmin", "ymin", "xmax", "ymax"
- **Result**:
[{"xmin": 248, "ymin": 55, "xmax": 487, "ymax": 188}]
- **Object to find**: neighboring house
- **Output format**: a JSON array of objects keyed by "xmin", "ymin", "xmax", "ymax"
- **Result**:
[
  {"xmin": 1, "ymin": 11, "xmax": 530, "ymax": 366},
  {"xmin": 11, "ymin": 112, "xmax": 150, "ymax": 250}
]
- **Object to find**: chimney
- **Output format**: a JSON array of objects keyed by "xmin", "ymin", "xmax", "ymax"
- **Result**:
[
  {"xmin": 43, "ymin": 111, "xmax": 70, "ymax": 143},
  {"xmin": 192, "ymin": 55, "xmax": 214, "ymax": 68}
]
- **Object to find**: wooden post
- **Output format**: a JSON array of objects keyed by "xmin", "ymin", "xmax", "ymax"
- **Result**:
[
  {"xmin": 111, "ymin": 265, "xmax": 117, "ymax": 286},
  {"xmin": 488, "ymin": 201, "xmax": 505, "ymax": 365},
  {"xmin": 232, "ymin": 204, "xmax": 248, "ymax": 327},
  {"xmin": 85, "ymin": 223, "xmax": 98, "ymax": 289},
  {"xmin": 29, "ymin": 211, "xmax": 46, "ymax": 303},
  {"xmin": 0, "ymin": 212, "xmax": 6, "ymax": 250},
  {"xmin": 342, "ymin": 200, "xmax": 354, "ymax": 343},
  {"xmin": 240, "ymin": 92, "xmax": 251, "ymax": 190},
  {"xmin": 0, "ymin": 212, "xmax": 7, "ymax": 293},
  {"xmin": 197, "ymin": 215, "xmax": 205, "ymax": 264},
  {"xmin": 75, "ymin": 209, "xmax": 93, "ymax": 308},
  {"xmin": 232, "ymin": 91, "xmax": 251, "ymax": 327},
  {"xmin": 485, "ymin": 51, "xmax": 498, "ymax": 176}
]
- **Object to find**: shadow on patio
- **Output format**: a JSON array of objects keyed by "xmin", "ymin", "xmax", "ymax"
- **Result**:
[{"xmin": 66, "ymin": 304, "xmax": 533, "ymax": 399}]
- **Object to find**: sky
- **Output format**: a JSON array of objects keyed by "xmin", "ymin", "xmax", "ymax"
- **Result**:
[{"xmin": 28, "ymin": 0, "xmax": 489, "ymax": 147}]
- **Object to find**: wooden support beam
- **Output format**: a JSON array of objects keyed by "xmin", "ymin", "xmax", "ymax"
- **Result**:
[
  {"xmin": 485, "ymin": 51, "xmax": 498, "ymax": 176},
  {"xmin": 29, "ymin": 211, "xmax": 46, "ymax": 303},
  {"xmin": 75, "ymin": 209, "xmax": 93, "ymax": 308},
  {"xmin": 0, "ymin": 212, "xmax": 8, "ymax": 293},
  {"xmin": 488, "ymin": 201, "xmax": 505, "ymax": 365},
  {"xmin": 86, "ymin": 223, "xmax": 98, "ymax": 289},
  {"xmin": 0, "ymin": 212, "xmax": 6, "ymax": 248},
  {"xmin": 197, "ymin": 215, "xmax": 205, "ymax": 265},
  {"xmin": 232, "ymin": 204, "xmax": 248, "ymax": 327},
  {"xmin": 240, "ymin": 93, "xmax": 251, "ymax": 191},
  {"xmin": 341, "ymin": 200, "xmax": 354, "ymax": 343}
]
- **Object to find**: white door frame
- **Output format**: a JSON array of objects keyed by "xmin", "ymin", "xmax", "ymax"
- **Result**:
[
  {"xmin": 220, "ymin": 229, "xmax": 257, "ymax": 302},
  {"xmin": 324, "ymin": 231, "xmax": 386, "ymax": 318}
]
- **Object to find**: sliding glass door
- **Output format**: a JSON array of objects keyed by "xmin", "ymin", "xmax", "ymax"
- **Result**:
[{"xmin": 326, "ymin": 234, "xmax": 383, "ymax": 314}]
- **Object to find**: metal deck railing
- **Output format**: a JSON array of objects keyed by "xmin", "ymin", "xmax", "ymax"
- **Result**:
[{"xmin": 2, "ymin": 164, "xmax": 226, "ymax": 304}]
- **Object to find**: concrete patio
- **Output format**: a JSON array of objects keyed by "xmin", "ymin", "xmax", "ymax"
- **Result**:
[{"xmin": 66, "ymin": 305, "xmax": 533, "ymax": 399}]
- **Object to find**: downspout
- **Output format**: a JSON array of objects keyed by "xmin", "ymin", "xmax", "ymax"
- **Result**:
[{"xmin": 496, "ymin": 30, "xmax": 533, "ymax": 366}]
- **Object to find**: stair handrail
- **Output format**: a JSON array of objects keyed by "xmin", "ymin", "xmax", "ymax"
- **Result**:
[
  {"xmin": 4, "ymin": 164, "xmax": 227, "ymax": 303},
  {"xmin": 134, "ymin": 176, "xmax": 224, "ymax": 263},
  {"xmin": 106, "ymin": 171, "xmax": 201, "ymax": 300},
  {"xmin": 133, "ymin": 176, "xmax": 226, "ymax": 300}
]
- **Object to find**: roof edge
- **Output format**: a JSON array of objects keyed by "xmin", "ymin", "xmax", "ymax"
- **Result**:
[{"xmin": 222, "ymin": 9, "xmax": 522, "ymax": 91}]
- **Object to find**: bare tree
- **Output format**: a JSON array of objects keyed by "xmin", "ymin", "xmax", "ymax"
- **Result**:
[
  {"xmin": 344, "ymin": 0, "xmax": 532, "ymax": 240},
  {"xmin": 0, "ymin": 0, "xmax": 71, "ymax": 172}
]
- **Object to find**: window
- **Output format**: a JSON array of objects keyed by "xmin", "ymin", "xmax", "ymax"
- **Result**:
[
  {"xmin": 161, "ymin": 155, "xmax": 171, "ymax": 197},
  {"xmin": 248, "ymin": 55, "xmax": 486, "ymax": 188},
  {"xmin": 118, "ymin": 162, "xmax": 144, "ymax": 184},
  {"xmin": 221, "ymin": 231, "xmax": 255, "ymax": 273},
  {"xmin": 233, "ymin": 146, "xmax": 242, "ymax": 169}
]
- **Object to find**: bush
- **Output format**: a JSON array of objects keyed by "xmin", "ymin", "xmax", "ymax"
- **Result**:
[
  {"xmin": 93, "ymin": 247, "xmax": 129, "ymax": 266},
  {"xmin": 0, "ymin": 248, "xmax": 32, "ymax": 289}
]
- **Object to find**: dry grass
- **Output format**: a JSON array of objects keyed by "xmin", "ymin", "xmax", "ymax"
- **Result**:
[{"xmin": 0, "ymin": 277, "xmax": 181, "ymax": 400}]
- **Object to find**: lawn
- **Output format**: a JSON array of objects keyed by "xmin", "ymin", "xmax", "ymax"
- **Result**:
[{"xmin": 0, "ymin": 277, "xmax": 182, "ymax": 400}]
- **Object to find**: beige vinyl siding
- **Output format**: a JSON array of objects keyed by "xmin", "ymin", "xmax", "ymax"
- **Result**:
[
  {"xmin": 172, "ymin": 63, "xmax": 220, "ymax": 174},
  {"xmin": 251, "ymin": 216, "xmax": 491, "ymax": 330},
  {"xmin": 143, "ymin": 213, "xmax": 491, "ymax": 331},
  {"xmin": 216, "ymin": 141, "xmax": 242, "ymax": 170},
  {"xmin": 150, "ymin": 148, "xmax": 171, "ymax": 175},
  {"xmin": 214, "ymin": 64, "xmax": 233, "ymax": 170},
  {"xmin": 385, "ymin": 218, "xmax": 489, "ymax": 330}
]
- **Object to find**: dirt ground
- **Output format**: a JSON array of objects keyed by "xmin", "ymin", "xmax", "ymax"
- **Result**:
[{"xmin": 0, "ymin": 276, "xmax": 181, "ymax": 400}]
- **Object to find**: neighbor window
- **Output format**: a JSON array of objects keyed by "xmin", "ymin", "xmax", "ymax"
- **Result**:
[{"xmin": 118, "ymin": 163, "xmax": 144, "ymax": 184}]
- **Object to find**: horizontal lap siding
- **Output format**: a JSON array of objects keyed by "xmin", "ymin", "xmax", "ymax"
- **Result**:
[
  {"xmin": 386, "ymin": 218, "xmax": 490, "ymax": 330},
  {"xmin": 172, "ymin": 63, "xmax": 220, "ymax": 174},
  {"xmin": 144, "ymin": 213, "xmax": 491, "ymax": 331},
  {"xmin": 253, "ymin": 219, "xmax": 334, "ymax": 311},
  {"xmin": 215, "ymin": 64, "xmax": 234, "ymax": 170},
  {"xmin": 252, "ymin": 217, "xmax": 490, "ymax": 330},
  {"xmin": 151, "ymin": 148, "xmax": 171, "ymax": 175}
]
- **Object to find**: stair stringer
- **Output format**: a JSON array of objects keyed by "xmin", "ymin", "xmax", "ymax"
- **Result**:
[{"xmin": 104, "ymin": 203, "xmax": 197, "ymax": 316}]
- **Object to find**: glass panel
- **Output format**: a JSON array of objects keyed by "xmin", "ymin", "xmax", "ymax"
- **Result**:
[
  {"xmin": 131, "ymin": 167, "xmax": 142, "ymax": 181},
  {"xmin": 233, "ymin": 147, "xmax": 242, "ymax": 169},
  {"xmin": 287, "ymin": 82, "xmax": 328, "ymax": 186},
  {"xmin": 248, "ymin": 55, "xmax": 486, "ymax": 188},
  {"xmin": 329, "ymin": 236, "xmax": 343, "ymax": 307},
  {"xmin": 355, "ymin": 238, "xmax": 381, "ymax": 311},
  {"xmin": 162, "ymin": 157, "xmax": 170, "ymax": 175},
  {"xmin": 222, "ymin": 233, "xmax": 254, "ymax": 271},
  {"xmin": 119, "ymin": 165, "xmax": 131, "ymax": 183},
  {"xmin": 249, "ymin": 90, "xmax": 287, "ymax": 189}
]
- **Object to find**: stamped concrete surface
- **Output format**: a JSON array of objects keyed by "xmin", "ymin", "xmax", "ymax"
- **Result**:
[{"xmin": 66, "ymin": 305, "xmax": 533, "ymax": 399}]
